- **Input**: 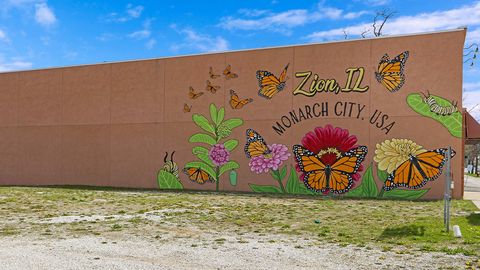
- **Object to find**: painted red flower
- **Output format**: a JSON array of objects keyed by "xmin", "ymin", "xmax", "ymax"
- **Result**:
[{"xmin": 296, "ymin": 124, "xmax": 364, "ymax": 187}]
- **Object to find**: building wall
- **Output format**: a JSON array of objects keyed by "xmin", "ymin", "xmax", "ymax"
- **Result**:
[{"xmin": 0, "ymin": 29, "xmax": 466, "ymax": 199}]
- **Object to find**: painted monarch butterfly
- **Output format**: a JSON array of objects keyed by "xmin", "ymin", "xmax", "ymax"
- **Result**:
[
  {"xmin": 244, "ymin": 129, "xmax": 271, "ymax": 159},
  {"xmin": 383, "ymin": 148, "xmax": 456, "ymax": 191},
  {"xmin": 183, "ymin": 167, "xmax": 213, "ymax": 184},
  {"xmin": 421, "ymin": 92, "xmax": 458, "ymax": 116},
  {"xmin": 188, "ymin": 86, "xmax": 204, "ymax": 99},
  {"xmin": 375, "ymin": 51, "xmax": 409, "ymax": 92},
  {"xmin": 256, "ymin": 63, "xmax": 289, "ymax": 99},
  {"xmin": 223, "ymin": 64, "xmax": 238, "ymax": 79},
  {"xmin": 293, "ymin": 145, "xmax": 368, "ymax": 194},
  {"xmin": 230, "ymin": 90, "xmax": 253, "ymax": 109},
  {"xmin": 183, "ymin": 103, "xmax": 192, "ymax": 113},
  {"xmin": 209, "ymin": 66, "xmax": 220, "ymax": 79},
  {"xmin": 206, "ymin": 80, "xmax": 221, "ymax": 94},
  {"xmin": 162, "ymin": 151, "xmax": 179, "ymax": 178}
]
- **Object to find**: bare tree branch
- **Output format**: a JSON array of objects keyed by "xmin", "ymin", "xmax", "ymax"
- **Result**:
[
  {"xmin": 373, "ymin": 9, "xmax": 396, "ymax": 37},
  {"xmin": 360, "ymin": 29, "xmax": 370, "ymax": 38}
]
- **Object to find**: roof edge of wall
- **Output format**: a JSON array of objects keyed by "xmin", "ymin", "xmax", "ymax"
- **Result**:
[{"xmin": 1, "ymin": 27, "xmax": 468, "ymax": 74}]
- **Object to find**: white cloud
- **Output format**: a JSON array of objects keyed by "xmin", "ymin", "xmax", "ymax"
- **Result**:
[
  {"xmin": 126, "ymin": 4, "xmax": 143, "ymax": 19},
  {"xmin": 171, "ymin": 26, "xmax": 229, "ymax": 53},
  {"xmin": 0, "ymin": 58, "xmax": 32, "ymax": 72},
  {"xmin": 127, "ymin": 19, "xmax": 152, "ymax": 40},
  {"xmin": 464, "ymin": 82, "xmax": 480, "ymax": 92},
  {"xmin": 34, "ymin": 2, "xmax": 56, "ymax": 27},
  {"xmin": 105, "ymin": 4, "xmax": 144, "ymax": 23},
  {"xmin": 306, "ymin": 2, "xmax": 480, "ymax": 41},
  {"xmin": 219, "ymin": 4, "xmax": 368, "ymax": 32},
  {"xmin": 0, "ymin": 29, "xmax": 9, "ymax": 42},
  {"xmin": 361, "ymin": 0, "xmax": 390, "ymax": 6},
  {"xmin": 145, "ymin": 39, "xmax": 156, "ymax": 50},
  {"xmin": 238, "ymin": 9, "xmax": 269, "ymax": 17},
  {"xmin": 128, "ymin": 29, "xmax": 150, "ymax": 39}
]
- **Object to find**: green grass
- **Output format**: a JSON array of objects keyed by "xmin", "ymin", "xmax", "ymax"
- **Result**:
[{"xmin": 0, "ymin": 186, "xmax": 478, "ymax": 256}]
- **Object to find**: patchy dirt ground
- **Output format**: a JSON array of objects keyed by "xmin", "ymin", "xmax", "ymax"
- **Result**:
[
  {"xmin": 0, "ymin": 187, "xmax": 478, "ymax": 269},
  {"xmin": 0, "ymin": 234, "xmax": 472, "ymax": 270}
]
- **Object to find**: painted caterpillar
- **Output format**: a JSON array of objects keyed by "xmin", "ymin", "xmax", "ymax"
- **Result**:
[
  {"xmin": 162, "ymin": 151, "xmax": 179, "ymax": 178},
  {"xmin": 422, "ymin": 92, "xmax": 458, "ymax": 116}
]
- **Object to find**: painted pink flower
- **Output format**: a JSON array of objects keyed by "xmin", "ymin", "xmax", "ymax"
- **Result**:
[
  {"xmin": 297, "ymin": 124, "xmax": 364, "ymax": 189},
  {"xmin": 249, "ymin": 144, "xmax": 290, "ymax": 174},
  {"xmin": 209, "ymin": 144, "xmax": 230, "ymax": 166}
]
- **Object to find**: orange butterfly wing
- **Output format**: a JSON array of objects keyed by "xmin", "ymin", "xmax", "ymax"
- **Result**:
[
  {"xmin": 206, "ymin": 80, "xmax": 220, "ymax": 93},
  {"xmin": 293, "ymin": 145, "xmax": 367, "ymax": 194},
  {"xmin": 383, "ymin": 148, "xmax": 455, "ymax": 191},
  {"xmin": 188, "ymin": 87, "xmax": 204, "ymax": 99},
  {"xmin": 223, "ymin": 65, "xmax": 238, "ymax": 79},
  {"xmin": 183, "ymin": 103, "xmax": 191, "ymax": 113},
  {"xmin": 257, "ymin": 64, "xmax": 289, "ymax": 99},
  {"xmin": 183, "ymin": 167, "xmax": 212, "ymax": 184},
  {"xmin": 209, "ymin": 67, "xmax": 220, "ymax": 79},
  {"xmin": 244, "ymin": 129, "xmax": 270, "ymax": 158},
  {"xmin": 375, "ymin": 51, "xmax": 409, "ymax": 92},
  {"xmin": 230, "ymin": 90, "xmax": 252, "ymax": 109}
]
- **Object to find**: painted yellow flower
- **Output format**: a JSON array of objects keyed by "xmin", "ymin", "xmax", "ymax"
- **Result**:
[{"xmin": 373, "ymin": 139, "xmax": 426, "ymax": 173}]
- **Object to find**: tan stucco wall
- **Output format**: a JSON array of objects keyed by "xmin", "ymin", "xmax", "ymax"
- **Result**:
[{"xmin": 0, "ymin": 29, "xmax": 466, "ymax": 199}]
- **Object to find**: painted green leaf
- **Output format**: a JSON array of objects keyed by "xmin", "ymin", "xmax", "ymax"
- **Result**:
[
  {"xmin": 209, "ymin": 104, "xmax": 218, "ymax": 126},
  {"xmin": 220, "ymin": 118, "xmax": 243, "ymax": 130},
  {"xmin": 192, "ymin": 114, "xmax": 216, "ymax": 135},
  {"xmin": 345, "ymin": 163, "xmax": 378, "ymax": 198},
  {"xmin": 224, "ymin": 139, "xmax": 238, "ymax": 151},
  {"xmin": 377, "ymin": 168, "xmax": 389, "ymax": 183},
  {"xmin": 195, "ymin": 153, "xmax": 215, "ymax": 167},
  {"xmin": 216, "ymin": 108, "xmax": 225, "ymax": 126},
  {"xmin": 249, "ymin": 184, "xmax": 282, "ymax": 194},
  {"xmin": 383, "ymin": 188, "xmax": 430, "ymax": 200},
  {"xmin": 192, "ymin": 146, "xmax": 208, "ymax": 156},
  {"xmin": 219, "ymin": 161, "xmax": 240, "ymax": 176},
  {"xmin": 157, "ymin": 170, "xmax": 183, "ymax": 190},
  {"xmin": 279, "ymin": 166, "xmax": 287, "ymax": 180},
  {"xmin": 406, "ymin": 93, "xmax": 462, "ymax": 138},
  {"xmin": 189, "ymin": 133, "xmax": 216, "ymax": 145},
  {"xmin": 184, "ymin": 161, "xmax": 216, "ymax": 179},
  {"xmin": 285, "ymin": 166, "xmax": 314, "ymax": 195}
]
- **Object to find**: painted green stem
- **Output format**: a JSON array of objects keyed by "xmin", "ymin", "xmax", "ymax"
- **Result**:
[
  {"xmin": 215, "ymin": 166, "xmax": 220, "ymax": 191},
  {"xmin": 378, "ymin": 189, "xmax": 385, "ymax": 198},
  {"xmin": 273, "ymin": 169, "xmax": 286, "ymax": 194}
]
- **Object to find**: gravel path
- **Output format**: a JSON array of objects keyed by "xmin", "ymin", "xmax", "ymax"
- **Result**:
[{"xmin": 0, "ymin": 235, "xmax": 470, "ymax": 270}]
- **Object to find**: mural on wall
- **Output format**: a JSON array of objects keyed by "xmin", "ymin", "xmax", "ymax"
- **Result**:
[
  {"xmin": 206, "ymin": 80, "xmax": 221, "ymax": 94},
  {"xmin": 223, "ymin": 64, "xmax": 238, "ymax": 79},
  {"xmin": 184, "ymin": 103, "xmax": 243, "ymax": 191},
  {"xmin": 244, "ymin": 129, "xmax": 291, "ymax": 193},
  {"xmin": 157, "ymin": 151, "xmax": 183, "ymax": 190},
  {"xmin": 292, "ymin": 125, "xmax": 367, "ymax": 194},
  {"xmin": 229, "ymin": 90, "xmax": 253, "ymax": 109},
  {"xmin": 406, "ymin": 92, "xmax": 462, "ymax": 138},
  {"xmin": 256, "ymin": 63, "xmax": 289, "ymax": 99},
  {"xmin": 156, "ymin": 38, "xmax": 461, "ymax": 200},
  {"xmin": 375, "ymin": 51, "xmax": 409, "ymax": 93},
  {"xmin": 374, "ymin": 138, "xmax": 456, "ymax": 191},
  {"xmin": 209, "ymin": 66, "xmax": 221, "ymax": 79}
]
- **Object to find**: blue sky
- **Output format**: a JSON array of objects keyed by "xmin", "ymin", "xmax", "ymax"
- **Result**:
[{"xmin": 0, "ymin": 0, "xmax": 479, "ymax": 118}]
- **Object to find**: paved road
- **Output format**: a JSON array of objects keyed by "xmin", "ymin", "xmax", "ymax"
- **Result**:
[
  {"xmin": 464, "ymin": 174, "xmax": 480, "ymax": 209},
  {"xmin": 464, "ymin": 174, "xmax": 480, "ymax": 192}
]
